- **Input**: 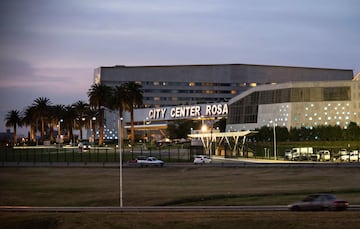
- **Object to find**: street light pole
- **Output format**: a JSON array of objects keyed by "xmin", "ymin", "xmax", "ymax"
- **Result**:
[
  {"xmin": 271, "ymin": 121, "xmax": 277, "ymax": 160},
  {"xmin": 118, "ymin": 117, "xmax": 123, "ymax": 208}
]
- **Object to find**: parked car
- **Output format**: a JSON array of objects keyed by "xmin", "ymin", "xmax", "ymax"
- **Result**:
[
  {"xmin": 194, "ymin": 155, "xmax": 212, "ymax": 164},
  {"xmin": 288, "ymin": 194, "xmax": 349, "ymax": 211},
  {"xmin": 128, "ymin": 156, "xmax": 164, "ymax": 167},
  {"xmin": 311, "ymin": 150, "xmax": 331, "ymax": 161},
  {"xmin": 340, "ymin": 150, "xmax": 359, "ymax": 162}
]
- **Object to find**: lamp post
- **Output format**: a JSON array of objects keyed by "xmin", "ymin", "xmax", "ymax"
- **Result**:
[
  {"xmin": 90, "ymin": 117, "xmax": 96, "ymax": 145},
  {"xmin": 57, "ymin": 119, "xmax": 63, "ymax": 143},
  {"xmin": 118, "ymin": 117, "xmax": 123, "ymax": 208}
]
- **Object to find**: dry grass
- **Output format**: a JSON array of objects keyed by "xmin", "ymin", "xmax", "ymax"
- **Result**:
[
  {"xmin": 2, "ymin": 166, "xmax": 360, "ymax": 228},
  {"xmin": 1, "ymin": 166, "xmax": 360, "ymax": 206}
]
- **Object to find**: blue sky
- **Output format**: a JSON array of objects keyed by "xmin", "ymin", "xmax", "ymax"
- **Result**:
[{"xmin": 1, "ymin": 0, "xmax": 359, "ymax": 134}]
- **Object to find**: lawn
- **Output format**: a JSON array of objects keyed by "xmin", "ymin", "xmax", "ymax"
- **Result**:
[{"xmin": 1, "ymin": 166, "xmax": 360, "ymax": 228}]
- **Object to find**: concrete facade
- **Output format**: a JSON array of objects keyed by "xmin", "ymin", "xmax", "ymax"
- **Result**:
[
  {"xmin": 93, "ymin": 63, "xmax": 354, "ymax": 140},
  {"xmin": 94, "ymin": 64, "xmax": 353, "ymax": 108},
  {"xmin": 226, "ymin": 80, "xmax": 360, "ymax": 131}
]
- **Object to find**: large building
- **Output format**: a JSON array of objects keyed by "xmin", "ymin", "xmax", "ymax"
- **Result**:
[
  {"xmin": 94, "ymin": 64, "xmax": 353, "ymax": 108},
  {"xmin": 93, "ymin": 64, "xmax": 354, "ymax": 140},
  {"xmin": 226, "ymin": 80, "xmax": 360, "ymax": 131}
]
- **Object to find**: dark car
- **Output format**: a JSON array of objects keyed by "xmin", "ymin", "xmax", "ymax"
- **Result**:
[{"xmin": 288, "ymin": 194, "xmax": 349, "ymax": 211}]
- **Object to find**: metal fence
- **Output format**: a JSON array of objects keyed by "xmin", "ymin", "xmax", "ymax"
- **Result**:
[{"xmin": 0, "ymin": 144, "xmax": 202, "ymax": 164}]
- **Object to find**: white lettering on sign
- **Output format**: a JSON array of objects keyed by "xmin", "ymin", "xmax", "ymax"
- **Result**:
[
  {"xmin": 205, "ymin": 104, "xmax": 228, "ymax": 116},
  {"xmin": 147, "ymin": 103, "xmax": 228, "ymax": 120},
  {"xmin": 170, "ymin": 106, "xmax": 201, "ymax": 118},
  {"xmin": 148, "ymin": 108, "xmax": 167, "ymax": 119}
]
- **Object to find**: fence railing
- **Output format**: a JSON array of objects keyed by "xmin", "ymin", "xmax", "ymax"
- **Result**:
[{"xmin": 0, "ymin": 145, "xmax": 203, "ymax": 164}]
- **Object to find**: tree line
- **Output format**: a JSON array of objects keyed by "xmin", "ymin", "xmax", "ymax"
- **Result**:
[
  {"xmin": 4, "ymin": 82, "xmax": 143, "ymax": 146},
  {"xmin": 252, "ymin": 122, "xmax": 360, "ymax": 142}
]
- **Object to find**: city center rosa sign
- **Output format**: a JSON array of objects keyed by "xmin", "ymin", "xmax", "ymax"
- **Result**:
[{"xmin": 147, "ymin": 103, "xmax": 228, "ymax": 120}]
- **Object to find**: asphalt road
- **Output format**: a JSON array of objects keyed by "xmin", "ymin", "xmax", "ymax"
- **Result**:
[
  {"xmin": 2, "ymin": 159, "xmax": 360, "ymax": 168},
  {"xmin": 1, "ymin": 205, "xmax": 360, "ymax": 212}
]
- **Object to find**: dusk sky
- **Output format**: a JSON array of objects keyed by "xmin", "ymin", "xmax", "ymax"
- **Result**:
[{"xmin": 1, "ymin": 0, "xmax": 359, "ymax": 134}]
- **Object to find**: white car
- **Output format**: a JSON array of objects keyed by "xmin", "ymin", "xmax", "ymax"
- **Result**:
[
  {"xmin": 129, "ymin": 156, "xmax": 165, "ymax": 167},
  {"xmin": 194, "ymin": 155, "xmax": 212, "ymax": 164},
  {"xmin": 340, "ymin": 151, "xmax": 359, "ymax": 162},
  {"xmin": 311, "ymin": 150, "xmax": 331, "ymax": 161}
]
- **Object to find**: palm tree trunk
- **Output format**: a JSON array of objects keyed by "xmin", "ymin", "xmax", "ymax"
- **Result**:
[
  {"xmin": 13, "ymin": 124, "xmax": 17, "ymax": 145},
  {"xmin": 30, "ymin": 124, "xmax": 35, "ymax": 142},
  {"xmin": 50, "ymin": 123, "xmax": 54, "ymax": 141},
  {"xmin": 99, "ymin": 108, "xmax": 104, "ymax": 145},
  {"xmin": 41, "ymin": 118, "xmax": 45, "ymax": 140}
]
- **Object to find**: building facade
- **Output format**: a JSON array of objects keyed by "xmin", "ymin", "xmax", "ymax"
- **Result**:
[
  {"xmin": 93, "ymin": 64, "xmax": 354, "ymax": 140},
  {"xmin": 94, "ymin": 64, "xmax": 353, "ymax": 108},
  {"xmin": 226, "ymin": 80, "xmax": 360, "ymax": 131}
]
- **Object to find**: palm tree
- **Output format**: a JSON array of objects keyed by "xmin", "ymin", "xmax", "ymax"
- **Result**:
[
  {"xmin": 5, "ymin": 110, "xmax": 23, "ymax": 145},
  {"xmin": 23, "ymin": 106, "xmax": 37, "ymax": 142},
  {"xmin": 110, "ymin": 85, "xmax": 128, "ymax": 146},
  {"xmin": 72, "ymin": 100, "xmax": 90, "ymax": 140},
  {"xmin": 50, "ymin": 104, "xmax": 66, "ymax": 142},
  {"xmin": 87, "ymin": 84, "xmax": 112, "ymax": 145},
  {"xmin": 124, "ymin": 81, "xmax": 143, "ymax": 146},
  {"xmin": 32, "ymin": 97, "xmax": 52, "ymax": 140},
  {"xmin": 62, "ymin": 105, "xmax": 77, "ymax": 143}
]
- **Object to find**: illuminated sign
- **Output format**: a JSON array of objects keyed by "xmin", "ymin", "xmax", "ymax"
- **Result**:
[{"xmin": 147, "ymin": 103, "xmax": 228, "ymax": 120}]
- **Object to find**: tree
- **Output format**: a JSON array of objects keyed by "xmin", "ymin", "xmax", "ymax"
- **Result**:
[
  {"xmin": 49, "ymin": 104, "xmax": 66, "ymax": 142},
  {"xmin": 23, "ymin": 106, "xmax": 37, "ymax": 142},
  {"xmin": 72, "ymin": 100, "xmax": 90, "ymax": 141},
  {"xmin": 344, "ymin": 122, "xmax": 360, "ymax": 141},
  {"xmin": 110, "ymin": 85, "xmax": 128, "ymax": 145},
  {"xmin": 62, "ymin": 105, "xmax": 77, "ymax": 142},
  {"xmin": 124, "ymin": 82, "xmax": 143, "ymax": 146},
  {"xmin": 31, "ymin": 97, "xmax": 52, "ymax": 140},
  {"xmin": 167, "ymin": 120, "xmax": 198, "ymax": 139},
  {"xmin": 87, "ymin": 84, "xmax": 112, "ymax": 145},
  {"xmin": 5, "ymin": 110, "xmax": 23, "ymax": 145},
  {"xmin": 213, "ymin": 118, "xmax": 227, "ymax": 132}
]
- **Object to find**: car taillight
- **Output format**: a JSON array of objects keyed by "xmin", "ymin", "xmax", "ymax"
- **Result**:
[{"xmin": 333, "ymin": 201, "xmax": 348, "ymax": 207}]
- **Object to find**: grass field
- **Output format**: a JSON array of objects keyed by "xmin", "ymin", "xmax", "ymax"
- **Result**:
[{"xmin": 1, "ymin": 166, "xmax": 360, "ymax": 228}]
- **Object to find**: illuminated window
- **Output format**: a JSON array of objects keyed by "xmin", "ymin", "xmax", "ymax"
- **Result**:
[
  {"xmin": 153, "ymin": 82, "xmax": 159, "ymax": 86},
  {"xmin": 250, "ymin": 83, "xmax": 257, "ymax": 87},
  {"xmin": 189, "ymin": 82, "xmax": 195, "ymax": 87},
  {"xmin": 231, "ymin": 90, "xmax": 237, "ymax": 94}
]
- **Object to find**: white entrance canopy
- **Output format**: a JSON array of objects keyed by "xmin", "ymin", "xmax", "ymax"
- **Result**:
[{"xmin": 188, "ymin": 130, "xmax": 258, "ymax": 157}]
